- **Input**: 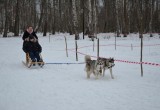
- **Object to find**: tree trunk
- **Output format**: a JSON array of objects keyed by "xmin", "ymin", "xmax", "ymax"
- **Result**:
[
  {"xmin": 72, "ymin": 0, "xmax": 79, "ymax": 39},
  {"xmin": 42, "ymin": 0, "xmax": 48, "ymax": 36},
  {"xmin": 52, "ymin": 0, "xmax": 56, "ymax": 34},
  {"xmin": 93, "ymin": 0, "xmax": 97, "ymax": 38},
  {"xmin": 14, "ymin": 0, "xmax": 20, "ymax": 36},
  {"xmin": 149, "ymin": 0, "xmax": 153, "ymax": 37},
  {"xmin": 82, "ymin": 0, "xmax": 85, "ymax": 39},
  {"xmin": 3, "ymin": 0, "xmax": 9, "ymax": 37},
  {"xmin": 88, "ymin": 0, "xmax": 92, "ymax": 34},
  {"xmin": 43, "ymin": 20, "xmax": 47, "ymax": 36},
  {"xmin": 115, "ymin": 0, "xmax": 120, "ymax": 37},
  {"xmin": 123, "ymin": 0, "xmax": 129, "ymax": 37},
  {"xmin": 35, "ymin": 0, "xmax": 46, "ymax": 32},
  {"xmin": 103, "ymin": 0, "xmax": 108, "ymax": 32}
]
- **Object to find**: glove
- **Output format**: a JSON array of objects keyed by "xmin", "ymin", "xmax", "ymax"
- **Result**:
[{"xmin": 25, "ymin": 38, "xmax": 29, "ymax": 41}]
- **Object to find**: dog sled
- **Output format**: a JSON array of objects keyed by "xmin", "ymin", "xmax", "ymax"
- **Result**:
[{"xmin": 22, "ymin": 53, "xmax": 45, "ymax": 68}]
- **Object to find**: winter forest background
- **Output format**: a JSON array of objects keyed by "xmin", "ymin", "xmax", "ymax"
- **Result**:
[{"xmin": 0, "ymin": 0, "xmax": 159, "ymax": 37}]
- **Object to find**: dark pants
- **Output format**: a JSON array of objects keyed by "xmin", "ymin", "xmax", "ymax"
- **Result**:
[{"xmin": 29, "ymin": 51, "xmax": 40, "ymax": 62}]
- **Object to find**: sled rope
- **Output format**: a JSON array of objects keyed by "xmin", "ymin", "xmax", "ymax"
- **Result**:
[{"xmin": 45, "ymin": 62, "xmax": 85, "ymax": 65}]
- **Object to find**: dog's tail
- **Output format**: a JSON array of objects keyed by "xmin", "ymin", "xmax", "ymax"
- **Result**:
[{"xmin": 85, "ymin": 55, "xmax": 91, "ymax": 63}]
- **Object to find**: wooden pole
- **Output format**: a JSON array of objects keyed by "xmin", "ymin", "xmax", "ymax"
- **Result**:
[
  {"xmin": 115, "ymin": 34, "xmax": 117, "ymax": 50},
  {"xmin": 140, "ymin": 34, "xmax": 143, "ymax": 77},
  {"xmin": 131, "ymin": 44, "xmax": 133, "ymax": 51},
  {"xmin": 49, "ymin": 33, "xmax": 51, "ymax": 42},
  {"xmin": 97, "ymin": 38, "xmax": 99, "ymax": 58},
  {"xmin": 64, "ymin": 36, "xmax": 68, "ymax": 57},
  {"xmin": 75, "ymin": 40, "xmax": 78, "ymax": 61},
  {"xmin": 93, "ymin": 40, "xmax": 94, "ymax": 52}
]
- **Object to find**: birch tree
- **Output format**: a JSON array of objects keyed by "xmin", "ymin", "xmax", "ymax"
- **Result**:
[
  {"xmin": 149, "ymin": 0, "xmax": 153, "ymax": 37},
  {"xmin": 3, "ymin": 0, "xmax": 10, "ymax": 37},
  {"xmin": 0, "ymin": 1, "xmax": 5, "ymax": 33},
  {"xmin": 14, "ymin": 0, "xmax": 20, "ymax": 36},
  {"xmin": 72, "ymin": 0, "xmax": 79, "ymax": 39},
  {"xmin": 35, "ymin": 0, "xmax": 46, "ymax": 32},
  {"xmin": 88, "ymin": 0, "xmax": 92, "ymax": 34},
  {"xmin": 115, "ymin": 0, "xmax": 120, "ymax": 37},
  {"xmin": 0, "ymin": 0, "xmax": 159, "ymax": 35},
  {"xmin": 93, "ymin": 0, "xmax": 98, "ymax": 37},
  {"xmin": 123, "ymin": 0, "xmax": 129, "ymax": 37}
]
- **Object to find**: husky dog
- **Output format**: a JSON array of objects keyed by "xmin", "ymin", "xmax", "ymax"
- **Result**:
[
  {"xmin": 84, "ymin": 55, "xmax": 103, "ymax": 79},
  {"xmin": 98, "ymin": 57, "xmax": 115, "ymax": 79}
]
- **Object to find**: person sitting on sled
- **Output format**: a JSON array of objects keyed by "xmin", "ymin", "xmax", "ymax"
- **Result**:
[
  {"xmin": 22, "ymin": 26, "xmax": 38, "ymax": 42},
  {"xmin": 23, "ymin": 35, "xmax": 42, "ymax": 64}
]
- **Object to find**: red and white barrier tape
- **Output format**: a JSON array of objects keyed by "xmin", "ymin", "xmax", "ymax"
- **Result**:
[
  {"xmin": 115, "ymin": 59, "xmax": 160, "ymax": 67},
  {"xmin": 65, "ymin": 43, "xmax": 160, "ymax": 51},
  {"xmin": 72, "ymin": 50, "xmax": 160, "ymax": 67},
  {"xmin": 57, "ymin": 43, "xmax": 160, "ymax": 51}
]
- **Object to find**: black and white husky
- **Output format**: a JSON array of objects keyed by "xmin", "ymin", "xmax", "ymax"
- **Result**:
[
  {"xmin": 84, "ymin": 55, "xmax": 115, "ymax": 79},
  {"xmin": 97, "ymin": 57, "xmax": 115, "ymax": 79}
]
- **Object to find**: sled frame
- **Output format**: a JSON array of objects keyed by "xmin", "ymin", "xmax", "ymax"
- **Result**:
[{"xmin": 24, "ymin": 53, "xmax": 45, "ymax": 68}]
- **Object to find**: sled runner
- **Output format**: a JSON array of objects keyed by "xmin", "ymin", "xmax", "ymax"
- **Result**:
[{"xmin": 22, "ymin": 53, "xmax": 45, "ymax": 68}]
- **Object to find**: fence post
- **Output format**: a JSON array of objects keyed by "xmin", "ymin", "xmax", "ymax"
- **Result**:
[
  {"xmin": 93, "ymin": 40, "xmax": 94, "ymax": 52},
  {"xmin": 131, "ymin": 44, "xmax": 133, "ymax": 51},
  {"xmin": 49, "ymin": 33, "xmax": 51, "ymax": 42},
  {"xmin": 140, "ymin": 34, "xmax": 143, "ymax": 77},
  {"xmin": 75, "ymin": 40, "xmax": 78, "ymax": 61},
  {"xmin": 64, "ymin": 36, "xmax": 68, "ymax": 57},
  {"xmin": 115, "ymin": 34, "xmax": 117, "ymax": 50},
  {"xmin": 97, "ymin": 38, "xmax": 99, "ymax": 58}
]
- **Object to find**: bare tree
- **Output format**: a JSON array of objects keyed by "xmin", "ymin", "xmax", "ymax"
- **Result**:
[
  {"xmin": 93, "ymin": 0, "xmax": 98, "ymax": 38},
  {"xmin": 0, "ymin": 0, "xmax": 159, "ymax": 35},
  {"xmin": 72, "ymin": 0, "xmax": 79, "ymax": 39},
  {"xmin": 35, "ymin": 0, "xmax": 46, "ymax": 32},
  {"xmin": 14, "ymin": 0, "xmax": 20, "ymax": 36},
  {"xmin": 3, "ymin": 0, "xmax": 10, "ymax": 37},
  {"xmin": 43, "ymin": 0, "xmax": 48, "ymax": 36},
  {"xmin": 123, "ymin": 0, "xmax": 129, "ymax": 37},
  {"xmin": 149, "ymin": 0, "xmax": 152, "ymax": 37},
  {"xmin": 115, "ymin": 0, "xmax": 120, "ymax": 37},
  {"xmin": 88, "ymin": 0, "xmax": 92, "ymax": 34},
  {"xmin": 0, "ymin": 1, "xmax": 5, "ymax": 34}
]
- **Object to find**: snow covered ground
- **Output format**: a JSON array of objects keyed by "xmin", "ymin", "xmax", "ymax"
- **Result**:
[{"xmin": 0, "ymin": 33, "xmax": 160, "ymax": 110}]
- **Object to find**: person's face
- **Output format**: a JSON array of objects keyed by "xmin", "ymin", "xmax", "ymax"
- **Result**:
[{"xmin": 28, "ymin": 27, "xmax": 33, "ymax": 33}]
